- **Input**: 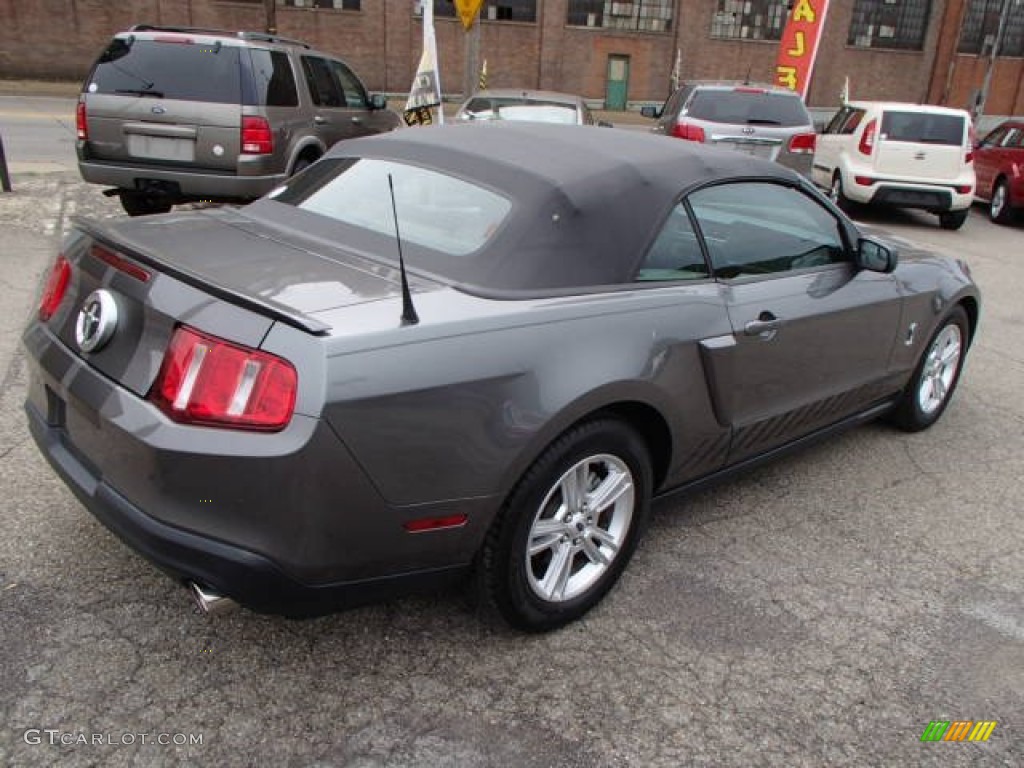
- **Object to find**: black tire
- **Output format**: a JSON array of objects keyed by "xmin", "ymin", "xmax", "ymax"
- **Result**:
[
  {"xmin": 829, "ymin": 173, "xmax": 853, "ymax": 212},
  {"xmin": 889, "ymin": 306, "xmax": 969, "ymax": 432},
  {"xmin": 477, "ymin": 419, "xmax": 652, "ymax": 632},
  {"xmin": 119, "ymin": 191, "xmax": 172, "ymax": 217},
  {"xmin": 938, "ymin": 209, "xmax": 969, "ymax": 230},
  {"xmin": 989, "ymin": 179, "xmax": 1016, "ymax": 225},
  {"xmin": 291, "ymin": 154, "xmax": 318, "ymax": 176}
]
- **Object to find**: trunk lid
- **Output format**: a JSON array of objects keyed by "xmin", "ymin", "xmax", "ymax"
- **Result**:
[
  {"xmin": 874, "ymin": 110, "xmax": 967, "ymax": 180},
  {"xmin": 51, "ymin": 208, "xmax": 432, "ymax": 397},
  {"xmin": 83, "ymin": 37, "xmax": 246, "ymax": 171}
]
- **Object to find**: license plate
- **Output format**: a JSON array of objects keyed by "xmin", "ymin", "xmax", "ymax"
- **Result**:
[
  {"xmin": 717, "ymin": 140, "xmax": 775, "ymax": 159},
  {"xmin": 127, "ymin": 135, "xmax": 195, "ymax": 162}
]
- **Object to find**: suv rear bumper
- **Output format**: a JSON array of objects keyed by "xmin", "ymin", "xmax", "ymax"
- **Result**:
[{"xmin": 79, "ymin": 160, "xmax": 286, "ymax": 202}]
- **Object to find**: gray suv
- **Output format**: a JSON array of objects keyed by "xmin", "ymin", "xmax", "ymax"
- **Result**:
[
  {"xmin": 641, "ymin": 81, "xmax": 817, "ymax": 177},
  {"xmin": 76, "ymin": 25, "xmax": 402, "ymax": 216}
]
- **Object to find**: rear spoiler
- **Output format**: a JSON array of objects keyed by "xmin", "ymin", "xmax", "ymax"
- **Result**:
[{"xmin": 71, "ymin": 216, "xmax": 331, "ymax": 335}]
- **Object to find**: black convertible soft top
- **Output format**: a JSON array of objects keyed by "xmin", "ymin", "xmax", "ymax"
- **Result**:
[{"xmin": 267, "ymin": 122, "xmax": 800, "ymax": 294}]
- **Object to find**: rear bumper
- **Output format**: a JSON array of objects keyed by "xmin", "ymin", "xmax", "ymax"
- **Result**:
[
  {"xmin": 78, "ymin": 159, "xmax": 285, "ymax": 201},
  {"xmin": 845, "ymin": 176, "xmax": 973, "ymax": 211},
  {"xmin": 22, "ymin": 322, "xmax": 489, "ymax": 615}
]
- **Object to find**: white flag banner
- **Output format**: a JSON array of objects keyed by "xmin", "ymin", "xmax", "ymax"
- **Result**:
[{"xmin": 405, "ymin": 1, "xmax": 443, "ymax": 126}]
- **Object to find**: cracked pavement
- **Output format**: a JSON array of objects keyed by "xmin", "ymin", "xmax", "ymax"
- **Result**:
[{"xmin": 0, "ymin": 166, "xmax": 1021, "ymax": 766}]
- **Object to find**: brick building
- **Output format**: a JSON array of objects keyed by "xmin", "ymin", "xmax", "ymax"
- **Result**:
[{"xmin": 0, "ymin": 1, "xmax": 1021, "ymax": 115}]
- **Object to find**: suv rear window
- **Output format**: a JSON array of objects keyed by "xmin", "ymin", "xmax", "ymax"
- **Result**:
[
  {"xmin": 88, "ymin": 38, "xmax": 242, "ymax": 103},
  {"xmin": 881, "ymin": 111, "xmax": 965, "ymax": 146},
  {"xmin": 686, "ymin": 89, "xmax": 810, "ymax": 127}
]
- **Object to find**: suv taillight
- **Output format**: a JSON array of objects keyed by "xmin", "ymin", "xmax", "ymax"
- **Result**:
[
  {"xmin": 787, "ymin": 132, "xmax": 816, "ymax": 154},
  {"xmin": 39, "ymin": 254, "xmax": 71, "ymax": 321},
  {"xmin": 241, "ymin": 116, "xmax": 273, "ymax": 155},
  {"xmin": 151, "ymin": 326, "xmax": 297, "ymax": 431},
  {"xmin": 858, "ymin": 119, "xmax": 877, "ymax": 156},
  {"xmin": 672, "ymin": 123, "xmax": 706, "ymax": 142},
  {"xmin": 76, "ymin": 101, "xmax": 88, "ymax": 141}
]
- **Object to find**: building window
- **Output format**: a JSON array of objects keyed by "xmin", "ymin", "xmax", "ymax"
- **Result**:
[
  {"xmin": 279, "ymin": 0, "xmax": 361, "ymax": 9},
  {"xmin": 958, "ymin": 0, "xmax": 1024, "ymax": 56},
  {"xmin": 426, "ymin": 1, "xmax": 536, "ymax": 23},
  {"xmin": 566, "ymin": 1, "xmax": 673, "ymax": 32},
  {"xmin": 709, "ymin": 0, "xmax": 788, "ymax": 41},
  {"xmin": 847, "ymin": 0, "xmax": 931, "ymax": 51}
]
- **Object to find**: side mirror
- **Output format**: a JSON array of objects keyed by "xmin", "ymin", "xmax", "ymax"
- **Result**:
[
  {"xmin": 369, "ymin": 93, "xmax": 388, "ymax": 110},
  {"xmin": 857, "ymin": 237, "xmax": 897, "ymax": 273},
  {"xmin": 640, "ymin": 105, "xmax": 660, "ymax": 119}
]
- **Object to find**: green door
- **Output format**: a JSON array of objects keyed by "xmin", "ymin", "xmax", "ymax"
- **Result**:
[{"xmin": 605, "ymin": 55, "xmax": 630, "ymax": 111}]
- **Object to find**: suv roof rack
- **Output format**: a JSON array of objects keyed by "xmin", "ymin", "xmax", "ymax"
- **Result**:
[{"xmin": 127, "ymin": 24, "xmax": 312, "ymax": 49}]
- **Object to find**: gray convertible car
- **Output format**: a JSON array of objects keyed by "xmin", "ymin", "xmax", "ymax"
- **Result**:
[{"xmin": 24, "ymin": 123, "xmax": 979, "ymax": 631}]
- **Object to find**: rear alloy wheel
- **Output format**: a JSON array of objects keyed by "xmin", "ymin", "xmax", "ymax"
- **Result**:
[
  {"xmin": 890, "ymin": 306, "xmax": 968, "ymax": 432},
  {"xmin": 989, "ymin": 180, "xmax": 1015, "ymax": 225},
  {"xmin": 829, "ymin": 173, "xmax": 852, "ymax": 212},
  {"xmin": 478, "ymin": 419, "xmax": 652, "ymax": 632},
  {"xmin": 938, "ymin": 209, "xmax": 969, "ymax": 230},
  {"xmin": 119, "ymin": 191, "xmax": 172, "ymax": 217}
]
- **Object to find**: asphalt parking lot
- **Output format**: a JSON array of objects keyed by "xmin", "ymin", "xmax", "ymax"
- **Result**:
[{"xmin": 0, "ymin": 97, "xmax": 1021, "ymax": 767}]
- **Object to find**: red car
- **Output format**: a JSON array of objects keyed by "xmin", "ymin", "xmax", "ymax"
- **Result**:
[{"xmin": 974, "ymin": 120, "xmax": 1024, "ymax": 224}]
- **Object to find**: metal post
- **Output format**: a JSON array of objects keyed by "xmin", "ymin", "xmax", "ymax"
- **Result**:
[
  {"xmin": 975, "ymin": 0, "xmax": 1014, "ymax": 120},
  {"xmin": 463, "ymin": 11, "xmax": 482, "ymax": 100},
  {"xmin": 0, "ymin": 132, "xmax": 11, "ymax": 193}
]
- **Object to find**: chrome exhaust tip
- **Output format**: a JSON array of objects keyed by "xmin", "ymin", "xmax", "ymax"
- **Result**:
[{"xmin": 188, "ymin": 582, "xmax": 237, "ymax": 616}]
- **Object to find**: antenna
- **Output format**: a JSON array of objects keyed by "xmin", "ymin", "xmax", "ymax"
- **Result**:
[{"xmin": 387, "ymin": 173, "xmax": 420, "ymax": 327}]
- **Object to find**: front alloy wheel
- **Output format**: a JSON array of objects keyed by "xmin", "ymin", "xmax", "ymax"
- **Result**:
[
  {"xmin": 478, "ymin": 419, "xmax": 652, "ymax": 632},
  {"xmin": 890, "ymin": 306, "xmax": 969, "ymax": 432}
]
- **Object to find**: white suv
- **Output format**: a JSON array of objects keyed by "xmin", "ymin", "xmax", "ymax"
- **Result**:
[{"xmin": 813, "ymin": 101, "xmax": 976, "ymax": 230}]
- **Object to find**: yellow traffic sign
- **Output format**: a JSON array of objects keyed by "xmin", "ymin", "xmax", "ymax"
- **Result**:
[{"xmin": 455, "ymin": 0, "xmax": 485, "ymax": 30}]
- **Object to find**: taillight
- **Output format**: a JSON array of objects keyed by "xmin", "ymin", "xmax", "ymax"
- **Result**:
[
  {"xmin": 854, "ymin": 175, "xmax": 876, "ymax": 186},
  {"xmin": 858, "ymin": 119, "xmax": 877, "ymax": 156},
  {"xmin": 76, "ymin": 101, "xmax": 88, "ymax": 141},
  {"xmin": 39, "ymin": 254, "xmax": 71, "ymax": 321},
  {"xmin": 672, "ymin": 123, "xmax": 706, "ymax": 142},
  {"xmin": 955, "ymin": 184, "xmax": 973, "ymax": 194},
  {"xmin": 151, "ymin": 326, "xmax": 297, "ymax": 431},
  {"xmin": 787, "ymin": 132, "xmax": 816, "ymax": 154},
  {"xmin": 241, "ymin": 116, "xmax": 273, "ymax": 155}
]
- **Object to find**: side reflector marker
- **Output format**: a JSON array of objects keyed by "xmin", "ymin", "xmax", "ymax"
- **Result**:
[{"xmin": 403, "ymin": 514, "xmax": 469, "ymax": 533}]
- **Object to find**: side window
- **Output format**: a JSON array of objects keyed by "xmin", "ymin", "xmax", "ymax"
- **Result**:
[
  {"xmin": 1001, "ymin": 127, "xmax": 1022, "ymax": 147},
  {"xmin": 688, "ymin": 183, "xmax": 847, "ymax": 279},
  {"xmin": 981, "ymin": 126, "xmax": 1007, "ymax": 147},
  {"xmin": 301, "ymin": 56, "xmax": 344, "ymax": 107},
  {"xmin": 249, "ymin": 50, "xmax": 298, "ymax": 107},
  {"xmin": 329, "ymin": 59, "xmax": 367, "ymax": 109},
  {"xmin": 840, "ymin": 108, "xmax": 865, "ymax": 135},
  {"xmin": 636, "ymin": 204, "xmax": 709, "ymax": 282},
  {"xmin": 824, "ymin": 107, "xmax": 850, "ymax": 134}
]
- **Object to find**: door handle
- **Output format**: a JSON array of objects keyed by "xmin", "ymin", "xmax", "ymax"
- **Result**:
[
  {"xmin": 744, "ymin": 313, "xmax": 782, "ymax": 338},
  {"xmin": 313, "ymin": 115, "xmax": 327, "ymax": 125}
]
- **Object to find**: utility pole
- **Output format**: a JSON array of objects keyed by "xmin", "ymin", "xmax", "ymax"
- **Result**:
[
  {"xmin": 264, "ymin": 0, "xmax": 277, "ymax": 35},
  {"xmin": 975, "ymin": 0, "xmax": 1014, "ymax": 120}
]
